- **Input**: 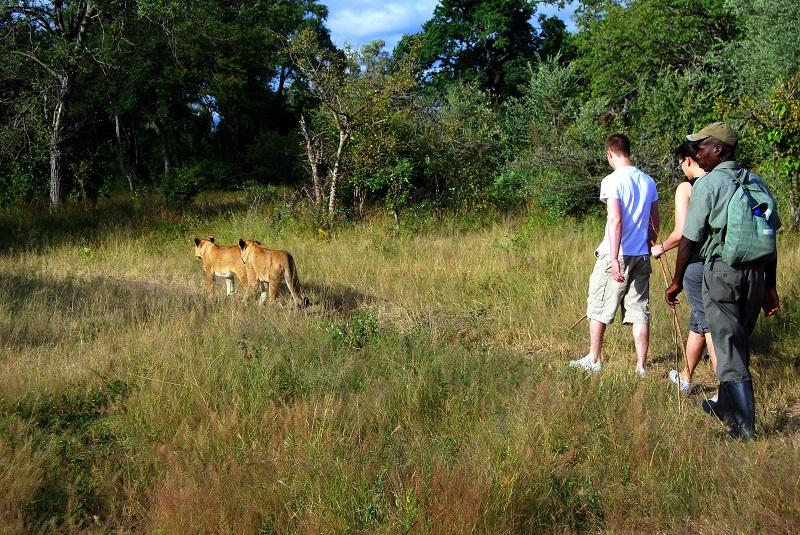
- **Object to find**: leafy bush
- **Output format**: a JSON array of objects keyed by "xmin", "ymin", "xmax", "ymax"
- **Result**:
[
  {"xmin": 493, "ymin": 161, "xmax": 599, "ymax": 220},
  {"xmin": 160, "ymin": 167, "xmax": 203, "ymax": 205},
  {"xmin": 751, "ymin": 73, "xmax": 800, "ymax": 230},
  {"xmin": 330, "ymin": 308, "xmax": 381, "ymax": 349},
  {"xmin": 0, "ymin": 157, "xmax": 48, "ymax": 207},
  {"xmin": 361, "ymin": 158, "xmax": 413, "ymax": 214},
  {"xmin": 503, "ymin": 55, "xmax": 578, "ymax": 153},
  {"xmin": 160, "ymin": 161, "xmax": 240, "ymax": 205},
  {"xmin": 415, "ymin": 83, "xmax": 504, "ymax": 209}
]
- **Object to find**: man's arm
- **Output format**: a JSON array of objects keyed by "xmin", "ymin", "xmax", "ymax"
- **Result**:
[
  {"xmin": 664, "ymin": 236, "xmax": 696, "ymax": 308},
  {"xmin": 648, "ymin": 201, "xmax": 660, "ymax": 247},
  {"xmin": 607, "ymin": 198, "xmax": 624, "ymax": 282}
]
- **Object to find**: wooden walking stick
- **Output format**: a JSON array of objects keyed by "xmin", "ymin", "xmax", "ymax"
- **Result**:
[
  {"xmin": 654, "ymin": 251, "xmax": 690, "ymax": 409},
  {"xmin": 650, "ymin": 215, "xmax": 692, "ymax": 408},
  {"xmin": 569, "ymin": 314, "xmax": 587, "ymax": 331}
]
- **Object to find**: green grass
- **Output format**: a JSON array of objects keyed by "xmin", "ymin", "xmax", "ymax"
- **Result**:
[{"xmin": 0, "ymin": 195, "xmax": 798, "ymax": 533}]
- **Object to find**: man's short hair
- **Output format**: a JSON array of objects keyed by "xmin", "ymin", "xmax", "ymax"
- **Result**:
[{"xmin": 606, "ymin": 134, "xmax": 631, "ymax": 156}]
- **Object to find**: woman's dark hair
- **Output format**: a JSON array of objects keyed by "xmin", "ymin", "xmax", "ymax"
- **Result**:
[{"xmin": 674, "ymin": 140, "xmax": 700, "ymax": 160}]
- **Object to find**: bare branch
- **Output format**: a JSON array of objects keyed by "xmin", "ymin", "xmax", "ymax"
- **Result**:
[{"xmin": 10, "ymin": 50, "xmax": 64, "ymax": 82}]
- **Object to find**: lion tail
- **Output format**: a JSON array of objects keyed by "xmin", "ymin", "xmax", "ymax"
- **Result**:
[{"xmin": 286, "ymin": 254, "xmax": 309, "ymax": 308}]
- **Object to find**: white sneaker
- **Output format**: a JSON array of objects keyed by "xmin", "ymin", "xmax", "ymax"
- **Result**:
[
  {"xmin": 569, "ymin": 355, "xmax": 601, "ymax": 373},
  {"xmin": 668, "ymin": 369, "xmax": 691, "ymax": 393},
  {"xmin": 636, "ymin": 366, "xmax": 647, "ymax": 378}
]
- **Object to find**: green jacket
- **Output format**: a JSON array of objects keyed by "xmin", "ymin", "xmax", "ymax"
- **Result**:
[{"xmin": 682, "ymin": 161, "xmax": 781, "ymax": 261}]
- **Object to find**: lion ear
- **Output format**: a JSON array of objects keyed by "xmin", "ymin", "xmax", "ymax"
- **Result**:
[
  {"xmin": 194, "ymin": 237, "xmax": 200, "ymax": 246},
  {"xmin": 254, "ymin": 240, "xmax": 262, "ymax": 246},
  {"xmin": 208, "ymin": 236, "xmax": 215, "ymax": 243},
  {"xmin": 239, "ymin": 239, "xmax": 246, "ymax": 250}
]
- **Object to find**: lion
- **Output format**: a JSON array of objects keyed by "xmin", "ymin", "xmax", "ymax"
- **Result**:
[
  {"xmin": 193, "ymin": 237, "xmax": 250, "ymax": 297},
  {"xmin": 238, "ymin": 239, "xmax": 309, "ymax": 307}
]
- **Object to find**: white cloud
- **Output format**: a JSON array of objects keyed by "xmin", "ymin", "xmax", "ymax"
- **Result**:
[
  {"xmin": 326, "ymin": 0, "xmax": 438, "ymax": 49},
  {"xmin": 323, "ymin": 1, "xmax": 577, "ymax": 52}
]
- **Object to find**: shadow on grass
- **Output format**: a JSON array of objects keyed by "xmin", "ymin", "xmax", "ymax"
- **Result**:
[
  {"xmin": 0, "ymin": 272, "xmax": 209, "ymax": 350},
  {"xmin": 6, "ymin": 375, "xmax": 133, "ymax": 530},
  {"xmin": 303, "ymin": 281, "xmax": 377, "ymax": 315}
]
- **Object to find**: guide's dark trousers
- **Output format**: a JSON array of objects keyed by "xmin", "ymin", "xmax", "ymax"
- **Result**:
[{"xmin": 702, "ymin": 258, "xmax": 765, "ymax": 440}]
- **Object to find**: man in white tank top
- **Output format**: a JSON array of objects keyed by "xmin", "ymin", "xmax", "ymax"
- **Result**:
[{"xmin": 570, "ymin": 134, "xmax": 660, "ymax": 375}]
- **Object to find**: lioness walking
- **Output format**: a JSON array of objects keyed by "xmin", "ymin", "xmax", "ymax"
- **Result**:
[
  {"xmin": 238, "ymin": 239, "xmax": 309, "ymax": 307},
  {"xmin": 193, "ymin": 237, "xmax": 251, "ymax": 297}
]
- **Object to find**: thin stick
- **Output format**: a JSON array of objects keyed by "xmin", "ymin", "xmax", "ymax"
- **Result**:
[
  {"xmin": 569, "ymin": 314, "xmax": 587, "ymax": 331},
  {"xmin": 650, "ymin": 213, "xmax": 691, "ymax": 409},
  {"xmin": 655, "ymin": 254, "xmax": 690, "ymax": 410},
  {"xmin": 655, "ymin": 256, "xmax": 687, "ymax": 356}
]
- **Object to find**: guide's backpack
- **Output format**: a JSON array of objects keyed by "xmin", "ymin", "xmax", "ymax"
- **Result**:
[{"xmin": 721, "ymin": 169, "xmax": 779, "ymax": 266}]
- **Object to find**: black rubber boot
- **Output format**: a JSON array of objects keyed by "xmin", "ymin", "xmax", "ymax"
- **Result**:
[
  {"xmin": 702, "ymin": 383, "xmax": 735, "ymax": 426},
  {"xmin": 726, "ymin": 380, "xmax": 756, "ymax": 440}
]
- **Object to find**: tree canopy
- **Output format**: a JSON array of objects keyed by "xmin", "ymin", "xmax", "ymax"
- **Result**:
[{"xmin": 0, "ymin": 0, "xmax": 797, "ymax": 227}]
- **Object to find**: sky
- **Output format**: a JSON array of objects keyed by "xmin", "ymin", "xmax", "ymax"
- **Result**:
[{"xmin": 324, "ymin": 1, "xmax": 578, "ymax": 53}]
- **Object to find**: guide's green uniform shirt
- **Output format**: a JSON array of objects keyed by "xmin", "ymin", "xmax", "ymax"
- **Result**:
[{"xmin": 682, "ymin": 161, "xmax": 782, "ymax": 260}]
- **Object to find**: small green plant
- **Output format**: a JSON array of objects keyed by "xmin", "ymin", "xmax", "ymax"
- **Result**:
[
  {"xmin": 78, "ymin": 245, "xmax": 93, "ymax": 259},
  {"xmin": 347, "ymin": 308, "xmax": 380, "ymax": 348},
  {"xmin": 328, "ymin": 308, "xmax": 381, "ymax": 349}
]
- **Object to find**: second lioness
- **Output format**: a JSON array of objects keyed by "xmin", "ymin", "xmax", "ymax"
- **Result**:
[{"xmin": 238, "ymin": 239, "xmax": 309, "ymax": 307}]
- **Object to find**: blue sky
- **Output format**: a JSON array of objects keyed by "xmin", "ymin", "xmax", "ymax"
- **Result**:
[{"xmin": 325, "ymin": 1, "xmax": 578, "ymax": 52}]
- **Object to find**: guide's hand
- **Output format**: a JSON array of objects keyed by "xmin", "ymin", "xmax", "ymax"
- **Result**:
[
  {"xmin": 763, "ymin": 288, "xmax": 780, "ymax": 317},
  {"xmin": 664, "ymin": 281, "xmax": 682, "ymax": 309}
]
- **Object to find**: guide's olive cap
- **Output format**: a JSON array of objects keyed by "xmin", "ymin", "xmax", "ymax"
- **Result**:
[{"xmin": 686, "ymin": 122, "xmax": 738, "ymax": 146}]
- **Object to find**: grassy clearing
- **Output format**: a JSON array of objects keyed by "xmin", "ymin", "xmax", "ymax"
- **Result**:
[{"xmin": 1, "ymin": 195, "xmax": 799, "ymax": 533}]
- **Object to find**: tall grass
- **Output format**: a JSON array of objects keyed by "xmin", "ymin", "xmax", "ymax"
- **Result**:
[{"xmin": 0, "ymin": 195, "xmax": 798, "ymax": 533}]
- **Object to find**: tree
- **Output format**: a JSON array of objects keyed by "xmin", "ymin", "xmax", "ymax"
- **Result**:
[
  {"xmin": 715, "ymin": 0, "xmax": 800, "ymax": 101},
  {"xmin": 573, "ymin": 0, "xmax": 734, "ymax": 117},
  {"xmin": 417, "ymin": 82, "xmax": 504, "ymax": 208},
  {"xmin": 751, "ymin": 74, "xmax": 800, "ymax": 230},
  {"xmin": 93, "ymin": 0, "xmax": 332, "ymax": 198},
  {"xmin": 3, "ymin": 1, "xmax": 100, "ymax": 208},
  {"xmin": 411, "ymin": 0, "xmax": 544, "ymax": 98},
  {"xmin": 289, "ymin": 32, "xmax": 418, "ymax": 219},
  {"xmin": 494, "ymin": 56, "xmax": 601, "ymax": 216}
]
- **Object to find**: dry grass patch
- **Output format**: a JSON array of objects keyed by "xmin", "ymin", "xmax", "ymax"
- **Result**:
[{"xmin": 0, "ymin": 197, "xmax": 798, "ymax": 532}]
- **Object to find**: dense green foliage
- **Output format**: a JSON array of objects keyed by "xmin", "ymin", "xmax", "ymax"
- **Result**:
[
  {"xmin": 410, "ymin": 0, "xmax": 567, "ymax": 97},
  {"xmin": 1, "ymin": 0, "xmax": 798, "ymax": 226}
]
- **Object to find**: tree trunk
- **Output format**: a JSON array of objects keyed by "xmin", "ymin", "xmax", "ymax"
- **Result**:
[
  {"xmin": 299, "ymin": 115, "xmax": 323, "ymax": 206},
  {"xmin": 354, "ymin": 186, "xmax": 366, "ymax": 219},
  {"xmin": 49, "ymin": 76, "xmax": 70, "ymax": 209},
  {"xmin": 278, "ymin": 65, "xmax": 289, "ymax": 96},
  {"xmin": 158, "ymin": 123, "xmax": 171, "ymax": 175},
  {"xmin": 115, "ymin": 114, "xmax": 135, "ymax": 192},
  {"xmin": 49, "ymin": 134, "xmax": 64, "ymax": 209},
  {"xmin": 328, "ymin": 128, "xmax": 349, "ymax": 218}
]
